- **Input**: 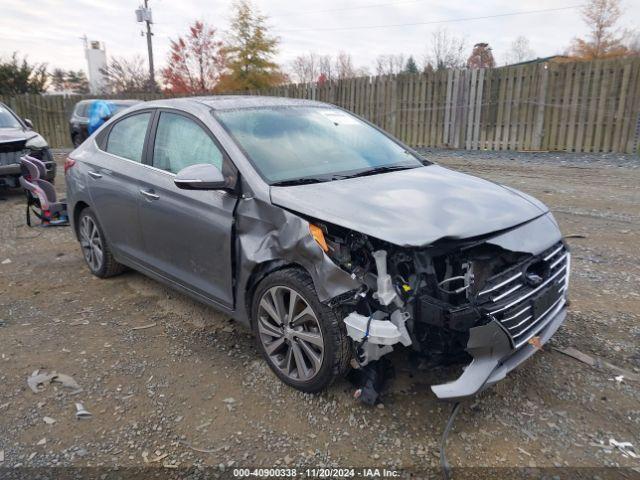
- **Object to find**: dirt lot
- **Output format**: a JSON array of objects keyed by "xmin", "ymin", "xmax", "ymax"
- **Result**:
[{"xmin": 0, "ymin": 150, "xmax": 639, "ymax": 476}]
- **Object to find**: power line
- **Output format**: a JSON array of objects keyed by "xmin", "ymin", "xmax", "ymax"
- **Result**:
[
  {"xmin": 275, "ymin": 0, "xmax": 428, "ymax": 18},
  {"xmin": 276, "ymin": 5, "xmax": 583, "ymax": 33}
]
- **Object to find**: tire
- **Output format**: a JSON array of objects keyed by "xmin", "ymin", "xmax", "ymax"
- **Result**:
[
  {"xmin": 251, "ymin": 268, "xmax": 351, "ymax": 393},
  {"xmin": 77, "ymin": 207, "xmax": 125, "ymax": 278},
  {"xmin": 72, "ymin": 134, "xmax": 81, "ymax": 148}
]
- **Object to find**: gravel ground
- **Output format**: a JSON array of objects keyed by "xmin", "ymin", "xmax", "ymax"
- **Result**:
[{"xmin": 0, "ymin": 149, "xmax": 639, "ymax": 477}]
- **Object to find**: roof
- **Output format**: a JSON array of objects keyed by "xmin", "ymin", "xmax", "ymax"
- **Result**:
[
  {"xmin": 122, "ymin": 95, "xmax": 334, "ymax": 114},
  {"xmin": 504, "ymin": 55, "xmax": 571, "ymax": 67},
  {"xmin": 190, "ymin": 95, "xmax": 330, "ymax": 111}
]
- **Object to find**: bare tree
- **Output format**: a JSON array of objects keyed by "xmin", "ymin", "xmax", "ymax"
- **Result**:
[
  {"xmin": 568, "ymin": 0, "xmax": 630, "ymax": 59},
  {"xmin": 427, "ymin": 28, "xmax": 466, "ymax": 70},
  {"xmin": 100, "ymin": 55, "xmax": 150, "ymax": 93},
  {"xmin": 503, "ymin": 36, "xmax": 536, "ymax": 65},
  {"xmin": 290, "ymin": 52, "xmax": 321, "ymax": 83},
  {"xmin": 318, "ymin": 55, "xmax": 334, "ymax": 81},
  {"xmin": 628, "ymin": 31, "xmax": 640, "ymax": 57},
  {"xmin": 375, "ymin": 54, "xmax": 406, "ymax": 75},
  {"xmin": 334, "ymin": 52, "xmax": 357, "ymax": 79},
  {"xmin": 291, "ymin": 52, "xmax": 369, "ymax": 83}
]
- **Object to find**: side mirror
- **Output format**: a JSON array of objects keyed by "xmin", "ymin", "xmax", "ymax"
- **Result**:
[
  {"xmin": 174, "ymin": 163, "xmax": 229, "ymax": 190},
  {"xmin": 23, "ymin": 118, "xmax": 33, "ymax": 129}
]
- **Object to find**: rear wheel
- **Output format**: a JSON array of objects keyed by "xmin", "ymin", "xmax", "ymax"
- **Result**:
[
  {"xmin": 77, "ymin": 207, "xmax": 125, "ymax": 278},
  {"xmin": 251, "ymin": 268, "xmax": 351, "ymax": 393}
]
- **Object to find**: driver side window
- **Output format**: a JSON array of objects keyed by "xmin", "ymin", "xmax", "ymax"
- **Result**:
[{"xmin": 153, "ymin": 112, "xmax": 224, "ymax": 174}]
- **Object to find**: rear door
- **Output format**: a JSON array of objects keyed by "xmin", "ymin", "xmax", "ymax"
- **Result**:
[
  {"xmin": 137, "ymin": 110, "xmax": 237, "ymax": 307},
  {"xmin": 85, "ymin": 110, "xmax": 153, "ymax": 261}
]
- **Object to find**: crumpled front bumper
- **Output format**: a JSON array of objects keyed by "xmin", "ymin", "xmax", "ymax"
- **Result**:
[{"xmin": 431, "ymin": 298, "xmax": 567, "ymax": 401}]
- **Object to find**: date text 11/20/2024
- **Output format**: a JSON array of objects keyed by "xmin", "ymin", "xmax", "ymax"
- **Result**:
[{"xmin": 232, "ymin": 468, "xmax": 400, "ymax": 477}]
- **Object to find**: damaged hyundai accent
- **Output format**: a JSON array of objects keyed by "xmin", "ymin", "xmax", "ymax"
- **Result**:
[{"xmin": 65, "ymin": 96, "xmax": 570, "ymax": 401}]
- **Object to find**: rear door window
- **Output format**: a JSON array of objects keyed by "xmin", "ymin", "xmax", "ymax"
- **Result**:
[
  {"xmin": 106, "ymin": 112, "xmax": 151, "ymax": 163},
  {"xmin": 152, "ymin": 112, "xmax": 223, "ymax": 174}
]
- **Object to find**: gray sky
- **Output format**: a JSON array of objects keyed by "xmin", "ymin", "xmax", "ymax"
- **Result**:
[{"xmin": 2, "ymin": 0, "xmax": 639, "ymax": 76}]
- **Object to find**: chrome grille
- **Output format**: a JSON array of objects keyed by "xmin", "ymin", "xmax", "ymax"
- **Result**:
[{"xmin": 478, "ymin": 241, "xmax": 569, "ymax": 348}]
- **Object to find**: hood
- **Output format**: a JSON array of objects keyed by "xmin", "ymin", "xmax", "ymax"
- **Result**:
[
  {"xmin": 0, "ymin": 127, "xmax": 29, "ymax": 144},
  {"xmin": 270, "ymin": 165, "xmax": 548, "ymax": 247}
]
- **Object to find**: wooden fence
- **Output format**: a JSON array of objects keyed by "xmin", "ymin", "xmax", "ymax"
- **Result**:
[
  {"xmin": 2, "ymin": 58, "xmax": 640, "ymax": 153},
  {"xmin": 251, "ymin": 58, "xmax": 640, "ymax": 154}
]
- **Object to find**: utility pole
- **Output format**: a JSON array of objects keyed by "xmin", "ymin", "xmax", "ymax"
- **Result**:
[{"xmin": 136, "ymin": 2, "xmax": 155, "ymax": 90}]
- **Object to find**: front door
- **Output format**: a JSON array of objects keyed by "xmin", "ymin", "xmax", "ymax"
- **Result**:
[{"xmin": 137, "ymin": 111, "xmax": 237, "ymax": 307}]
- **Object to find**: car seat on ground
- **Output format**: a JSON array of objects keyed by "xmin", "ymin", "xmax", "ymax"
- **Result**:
[{"xmin": 19, "ymin": 155, "xmax": 68, "ymax": 226}]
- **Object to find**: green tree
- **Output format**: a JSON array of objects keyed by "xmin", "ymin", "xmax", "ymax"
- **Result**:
[
  {"xmin": 66, "ymin": 70, "xmax": 90, "ymax": 94},
  {"xmin": 51, "ymin": 68, "xmax": 67, "ymax": 91},
  {"xmin": 404, "ymin": 56, "xmax": 419, "ymax": 74},
  {"xmin": 0, "ymin": 53, "xmax": 47, "ymax": 95},
  {"xmin": 217, "ymin": 0, "xmax": 284, "ymax": 91},
  {"xmin": 51, "ymin": 69, "xmax": 90, "ymax": 93}
]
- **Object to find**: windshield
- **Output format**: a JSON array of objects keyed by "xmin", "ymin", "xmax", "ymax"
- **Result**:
[
  {"xmin": 215, "ymin": 107, "xmax": 424, "ymax": 184},
  {"xmin": 0, "ymin": 105, "xmax": 22, "ymax": 129}
]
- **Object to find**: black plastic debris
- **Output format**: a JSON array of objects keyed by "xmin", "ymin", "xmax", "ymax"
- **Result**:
[{"xmin": 348, "ymin": 358, "xmax": 394, "ymax": 406}]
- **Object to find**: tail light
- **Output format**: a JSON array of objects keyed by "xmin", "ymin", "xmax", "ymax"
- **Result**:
[{"xmin": 64, "ymin": 157, "xmax": 76, "ymax": 174}]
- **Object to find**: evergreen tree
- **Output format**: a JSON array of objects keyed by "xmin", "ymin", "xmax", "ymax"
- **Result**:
[
  {"xmin": 66, "ymin": 70, "xmax": 90, "ymax": 93},
  {"xmin": 217, "ymin": 1, "xmax": 284, "ymax": 91},
  {"xmin": 51, "ymin": 68, "xmax": 66, "ymax": 91},
  {"xmin": 404, "ymin": 56, "xmax": 419, "ymax": 74},
  {"xmin": 0, "ymin": 53, "xmax": 47, "ymax": 95}
]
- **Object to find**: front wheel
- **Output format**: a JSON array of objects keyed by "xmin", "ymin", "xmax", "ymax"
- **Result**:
[{"xmin": 251, "ymin": 268, "xmax": 351, "ymax": 393}]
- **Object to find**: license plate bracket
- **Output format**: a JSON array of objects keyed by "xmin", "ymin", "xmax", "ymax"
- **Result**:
[{"xmin": 531, "ymin": 287, "xmax": 560, "ymax": 319}]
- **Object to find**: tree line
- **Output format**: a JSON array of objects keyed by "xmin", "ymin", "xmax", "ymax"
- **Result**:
[{"xmin": 1, "ymin": 0, "xmax": 639, "ymax": 96}]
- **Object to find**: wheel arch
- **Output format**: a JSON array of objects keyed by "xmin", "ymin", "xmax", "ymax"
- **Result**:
[
  {"xmin": 72, "ymin": 201, "xmax": 90, "ymax": 239},
  {"xmin": 243, "ymin": 260, "xmax": 311, "ymax": 325}
]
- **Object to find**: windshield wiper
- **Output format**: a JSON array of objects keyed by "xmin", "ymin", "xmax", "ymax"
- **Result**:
[
  {"xmin": 270, "ymin": 165, "xmax": 417, "ymax": 186},
  {"xmin": 270, "ymin": 177, "xmax": 328, "ymax": 186},
  {"xmin": 342, "ymin": 164, "xmax": 417, "ymax": 179}
]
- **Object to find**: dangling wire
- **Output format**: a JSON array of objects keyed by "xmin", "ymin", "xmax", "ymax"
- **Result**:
[{"xmin": 440, "ymin": 401, "xmax": 462, "ymax": 480}]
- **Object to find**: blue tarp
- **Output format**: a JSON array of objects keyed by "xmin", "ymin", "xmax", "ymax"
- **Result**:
[{"xmin": 88, "ymin": 100, "xmax": 116, "ymax": 135}]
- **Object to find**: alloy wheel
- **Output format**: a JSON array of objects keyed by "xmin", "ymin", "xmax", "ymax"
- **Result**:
[
  {"xmin": 79, "ymin": 215, "xmax": 104, "ymax": 272},
  {"xmin": 257, "ymin": 286, "xmax": 324, "ymax": 381}
]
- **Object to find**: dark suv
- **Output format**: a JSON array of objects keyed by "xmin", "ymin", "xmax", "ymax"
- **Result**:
[
  {"xmin": 69, "ymin": 99, "xmax": 140, "ymax": 147},
  {"xmin": 0, "ymin": 102, "xmax": 55, "ymax": 187}
]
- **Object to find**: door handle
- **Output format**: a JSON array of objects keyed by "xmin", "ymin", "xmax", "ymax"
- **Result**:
[
  {"xmin": 140, "ymin": 189, "xmax": 160, "ymax": 200},
  {"xmin": 88, "ymin": 171, "xmax": 102, "ymax": 179}
]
